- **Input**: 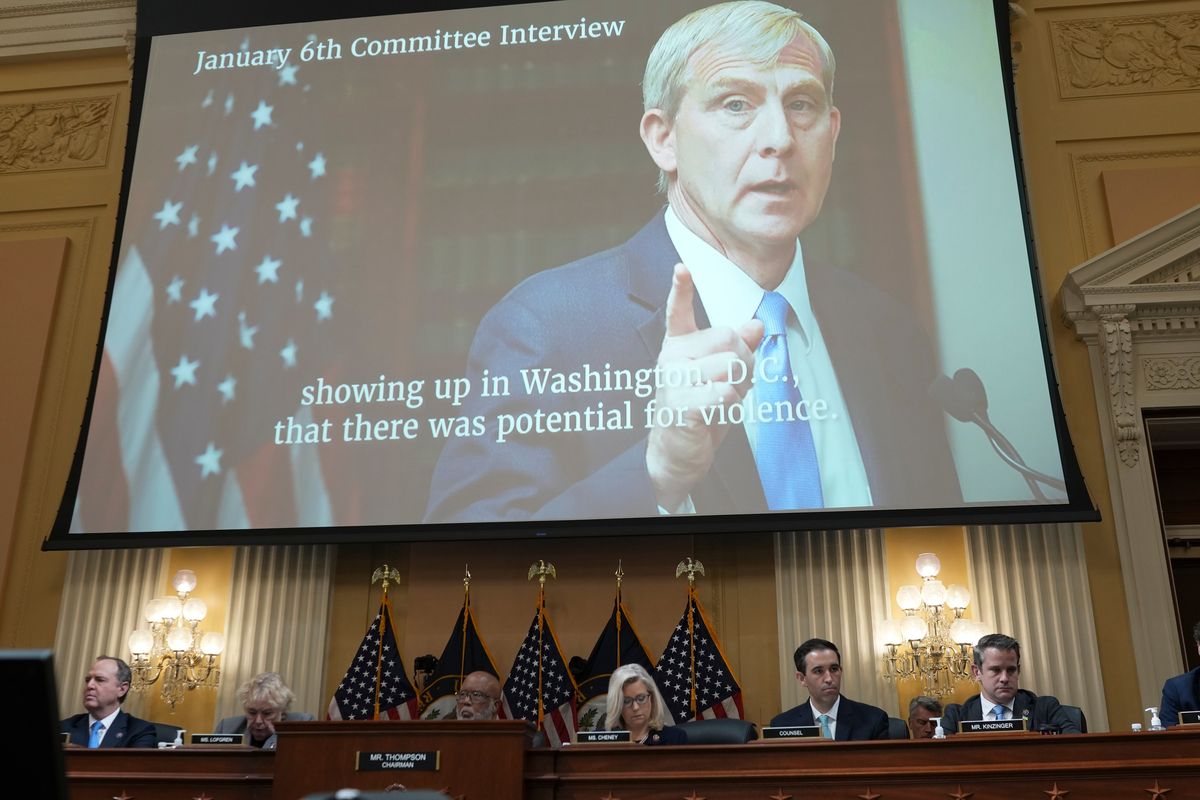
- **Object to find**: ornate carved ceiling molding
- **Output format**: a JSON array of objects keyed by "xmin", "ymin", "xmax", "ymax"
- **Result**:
[
  {"xmin": 1051, "ymin": 10, "xmax": 1200, "ymax": 99},
  {"xmin": 0, "ymin": 0, "xmax": 134, "ymax": 60},
  {"xmin": 1063, "ymin": 204, "xmax": 1200, "ymax": 468}
]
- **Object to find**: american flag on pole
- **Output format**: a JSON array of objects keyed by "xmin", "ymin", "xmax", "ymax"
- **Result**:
[
  {"xmin": 502, "ymin": 588, "xmax": 579, "ymax": 747},
  {"xmin": 69, "ymin": 30, "xmax": 348, "ymax": 534},
  {"xmin": 652, "ymin": 585, "xmax": 744, "ymax": 723},
  {"xmin": 328, "ymin": 596, "xmax": 419, "ymax": 720}
]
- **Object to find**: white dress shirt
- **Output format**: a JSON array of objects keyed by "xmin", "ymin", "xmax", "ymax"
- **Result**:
[
  {"xmin": 89, "ymin": 707, "xmax": 122, "ymax": 745},
  {"xmin": 810, "ymin": 695, "xmax": 842, "ymax": 739},
  {"xmin": 664, "ymin": 206, "xmax": 872, "ymax": 508},
  {"xmin": 981, "ymin": 697, "xmax": 1012, "ymax": 721}
]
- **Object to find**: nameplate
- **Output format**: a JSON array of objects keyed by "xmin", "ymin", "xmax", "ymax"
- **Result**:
[
  {"xmin": 191, "ymin": 733, "xmax": 244, "ymax": 745},
  {"xmin": 1178, "ymin": 711, "xmax": 1200, "ymax": 726},
  {"xmin": 761, "ymin": 725, "xmax": 822, "ymax": 740},
  {"xmin": 577, "ymin": 730, "xmax": 631, "ymax": 744},
  {"xmin": 958, "ymin": 718, "xmax": 1027, "ymax": 733},
  {"xmin": 61, "ymin": 732, "xmax": 70, "ymax": 744},
  {"xmin": 356, "ymin": 751, "xmax": 440, "ymax": 771}
]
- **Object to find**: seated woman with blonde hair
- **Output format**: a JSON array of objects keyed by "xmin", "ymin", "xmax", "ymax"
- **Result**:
[
  {"xmin": 214, "ymin": 672, "xmax": 313, "ymax": 749},
  {"xmin": 604, "ymin": 663, "xmax": 686, "ymax": 745}
]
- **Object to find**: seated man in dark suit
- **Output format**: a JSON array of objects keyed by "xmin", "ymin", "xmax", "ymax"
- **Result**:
[
  {"xmin": 940, "ymin": 633, "xmax": 1081, "ymax": 734},
  {"xmin": 214, "ymin": 672, "xmax": 314, "ymax": 749},
  {"xmin": 1161, "ymin": 620, "xmax": 1200, "ymax": 727},
  {"xmin": 60, "ymin": 656, "xmax": 157, "ymax": 747},
  {"xmin": 770, "ymin": 638, "xmax": 889, "ymax": 740}
]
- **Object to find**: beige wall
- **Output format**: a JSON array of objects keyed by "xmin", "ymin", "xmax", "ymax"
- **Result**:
[{"xmin": 3, "ymin": 0, "xmax": 1199, "ymax": 732}]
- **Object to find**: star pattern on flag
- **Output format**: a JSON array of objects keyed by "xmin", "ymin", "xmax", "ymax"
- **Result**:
[
  {"xmin": 503, "ymin": 608, "xmax": 578, "ymax": 746},
  {"xmin": 189, "ymin": 288, "xmax": 218, "ymax": 321},
  {"xmin": 250, "ymin": 100, "xmax": 274, "ymax": 130},
  {"xmin": 211, "ymin": 224, "xmax": 239, "ymax": 254},
  {"xmin": 230, "ymin": 161, "xmax": 258, "ymax": 191},
  {"xmin": 329, "ymin": 604, "xmax": 419, "ymax": 721},
  {"xmin": 652, "ymin": 594, "xmax": 744, "ymax": 724},
  {"xmin": 195, "ymin": 442, "xmax": 223, "ymax": 478},
  {"xmin": 154, "ymin": 199, "xmax": 183, "ymax": 229},
  {"xmin": 70, "ymin": 25, "xmax": 347, "ymax": 537}
]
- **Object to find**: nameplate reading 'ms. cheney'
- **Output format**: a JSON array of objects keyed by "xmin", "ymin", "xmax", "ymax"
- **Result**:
[
  {"xmin": 577, "ymin": 730, "xmax": 631, "ymax": 744},
  {"xmin": 958, "ymin": 718, "xmax": 1028, "ymax": 734},
  {"xmin": 1179, "ymin": 710, "xmax": 1200, "ymax": 726},
  {"xmin": 761, "ymin": 725, "xmax": 822, "ymax": 740},
  {"xmin": 191, "ymin": 733, "xmax": 244, "ymax": 745},
  {"xmin": 356, "ymin": 751, "xmax": 441, "ymax": 771}
]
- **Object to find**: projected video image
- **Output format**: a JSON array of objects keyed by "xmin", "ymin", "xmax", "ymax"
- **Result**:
[{"xmin": 65, "ymin": 0, "xmax": 1075, "ymax": 537}]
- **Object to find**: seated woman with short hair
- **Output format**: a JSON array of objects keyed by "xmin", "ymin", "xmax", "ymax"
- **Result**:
[
  {"xmin": 215, "ymin": 672, "xmax": 313, "ymax": 749},
  {"xmin": 604, "ymin": 664, "xmax": 686, "ymax": 745}
]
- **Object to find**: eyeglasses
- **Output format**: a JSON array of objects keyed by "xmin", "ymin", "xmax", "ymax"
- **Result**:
[
  {"xmin": 622, "ymin": 693, "xmax": 651, "ymax": 708},
  {"xmin": 456, "ymin": 690, "xmax": 495, "ymax": 703}
]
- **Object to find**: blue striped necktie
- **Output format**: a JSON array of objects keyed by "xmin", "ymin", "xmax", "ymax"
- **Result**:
[{"xmin": 752, "ymin": 291, "xmax": 823, "ymax": 510}]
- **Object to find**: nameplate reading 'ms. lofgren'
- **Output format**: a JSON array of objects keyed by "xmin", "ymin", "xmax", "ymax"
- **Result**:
[
  {"xmin": 958, "ymin": 718, "xmax": 1028, "ymax": 734},
  {"xmin": 357, "ymin": 751, "xmax": 440, "ymax": 771}
]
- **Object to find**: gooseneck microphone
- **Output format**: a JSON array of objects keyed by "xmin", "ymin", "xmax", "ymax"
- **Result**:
[{"xmin": 930, "ymin": 368, "xmax": 1067, "ymax": 502}]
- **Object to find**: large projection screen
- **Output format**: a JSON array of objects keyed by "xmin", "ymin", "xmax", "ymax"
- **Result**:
[{"xmin": 48, "ymin": 0, "xmax": 1095, "ymax": 548}]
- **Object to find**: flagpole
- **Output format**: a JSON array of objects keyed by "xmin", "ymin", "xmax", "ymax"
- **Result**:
[
  {"xmin": 527, "ymin": 560, "xmax": 556, "ymax": 729},
  {"xmin": 614, "ymin": 560, "xmax": 624, "ymax": 667},
  {"xmin": 371, "ymin": 564, "xmax": 401, "ymax": 720},
  {"xmin": 459, "ymin": 565, "xmax": 471, "ymax": 690},
  {"xmin": 675, "ymin": 557, "xmax": 705, "ymax": 719}
]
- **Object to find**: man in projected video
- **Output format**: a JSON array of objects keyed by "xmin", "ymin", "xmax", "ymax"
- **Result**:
[{"xmin": 425, "ymin": 0, "xmax": 958, "ymax": 522}]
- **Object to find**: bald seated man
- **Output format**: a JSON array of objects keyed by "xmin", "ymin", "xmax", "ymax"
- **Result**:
[{"xmin": 453, "ymin": 671, "xmax": 501, "ymax": 720}]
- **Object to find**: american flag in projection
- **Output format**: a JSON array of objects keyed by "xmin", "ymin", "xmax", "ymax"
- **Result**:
[
  {"xmin": 502, "ymin": 594, "xmax": 579, "ymax": 747},
  {"xmin": 652, "ymin": 586, "xmax": 744, "ymax": 724},
  {"xmin": 328, "ymin": 597, "xmax": 419, "ymax": 720},
  {"xmin": 70, "ymin": 33, "xmax": 346, "ymax": 533}
]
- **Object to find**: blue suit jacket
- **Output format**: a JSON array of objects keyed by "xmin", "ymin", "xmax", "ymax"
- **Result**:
[
  {"xmin": 1161, "ymin": 665, "xmax": 1200, "ymax": 727},
  {"xmin": 769, "ymin": 696, "xmax": 890, "ymax": 741},
  {"xmin": 424, "ymin": 211, "xmax": 960, "ymax": 522},
  {"xmin": 60, "ymin": 710, "xmax": 157, "ymax": 748}
]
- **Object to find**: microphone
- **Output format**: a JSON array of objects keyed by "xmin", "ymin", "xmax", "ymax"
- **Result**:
[{"xmin": 931, "ymin": 368, "xmax": 1067, "ymax": 501}]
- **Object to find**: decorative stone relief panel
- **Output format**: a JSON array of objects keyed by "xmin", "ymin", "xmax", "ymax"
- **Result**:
[
  {"xmin": 1051, "ymin": 12, "xmax": 1200, "ymax": 98},
  {"xmin": 0, "ymin": 95, "xmax": 115, "ymax": 173},
  {"xmin": 1097, "ymin": 305, "xmax": 1139, "ymax": 467},
  {"xmin": 1143, "ymin": 355, "xmax": 1200, "ymax": 391}
]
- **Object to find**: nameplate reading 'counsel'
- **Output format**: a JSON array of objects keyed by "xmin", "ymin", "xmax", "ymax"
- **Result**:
[
  {"xmin": 958, "ymin": 718, "xmax": 1028, "ymax": 734},
  {"xmin": 761, "ymin": 725, "xmax": 822, "ymax": 740},
  {"xmin": 1179, "ymin": 711, "xmax": 1200, "ymax": 726},
  {"xmin": 191, "ymin": 733, "xmax": 244, "ymax": 745},
  {"xmin": 356, "ymin": 751, "xmax": 441, "ymax": 771},
  {"xmin": 577, "ymin": 730, "xmax": 631, "ymax": 744}
]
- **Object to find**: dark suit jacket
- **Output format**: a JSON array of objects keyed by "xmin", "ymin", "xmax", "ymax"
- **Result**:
[
  {"xmin": 214, "ymin": 711, "xmax": 315, "ymax": 749},
  {"xmin": 60, "ymin": 710, "xmax": 157, "ymax": 748},
  {"xmin": 1161, "ymin": 665, "xmax": 1200, "ymax": 727},
  {"xmin": 644, "ymin": 725, "xmax": 687, "ymax": 746},
  {"xmin": 940, "ymin": 689, "xmax": 1080, "ymax": 734},
  {"xmin": 424, "ymin": 211, "xmax": 960, "ymax": 522},
  {"xmin": 769, "ymin": 696, "xmax": 890, "ymax": 741}
]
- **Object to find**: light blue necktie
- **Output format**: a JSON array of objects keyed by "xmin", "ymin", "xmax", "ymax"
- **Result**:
[
  {"xmin": 817, "ymin": 713, "xmax": 832, "ymax": 739},
  {"xmin": 994, "ymin": 706, "xmax": 1007, "ymax": 721},
  {"xmin": 88, "ymin": 720, "xmax": 104, "ymax": 748},
  {"xmin": 752, "ymin": 292, "xmax": 823, "ymax": 510}
]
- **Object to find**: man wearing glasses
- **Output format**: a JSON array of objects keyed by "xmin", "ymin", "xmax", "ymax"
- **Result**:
[{"xmin": 453, "ymin": 671, "xmax": 501, "ymax": 720}]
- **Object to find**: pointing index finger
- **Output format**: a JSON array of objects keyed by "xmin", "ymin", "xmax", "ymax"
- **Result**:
[{"xmin": 664, "ymin": 263, "xmax": 699, "ymax": 338}]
